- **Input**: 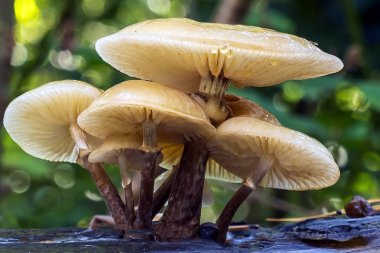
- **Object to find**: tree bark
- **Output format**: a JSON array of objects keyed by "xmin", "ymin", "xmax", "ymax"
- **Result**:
[{"xmin": 1, "ymin": 215, "xmax": 380, "ymax": 252}]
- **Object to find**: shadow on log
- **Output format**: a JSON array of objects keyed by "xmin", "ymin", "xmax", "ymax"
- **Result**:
[{"xmin": 0, "ymin": 215, "xmax": 379, "ymax": 252}]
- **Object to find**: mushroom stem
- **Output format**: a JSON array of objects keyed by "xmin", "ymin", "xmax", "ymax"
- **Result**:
[
  {"xmin": 132, "ymin": 150, "xmax": 161, "ymax": 230},
  {"xmin": 118, "ymin": 149, "xmax": 135, "ymax": 227},
  {"xmin": 152, "ymin": 165, "xmax": 179, "ymax": 218},
  {"xmin": 198, "ymin": 73, "xmax": 231, "ymax": 124},
  {"xmin": 215, "ymin": 154, "xmax": 274, "ymax": 243},
  {"xmin": 154, "ymin": 141, "xmax": 208, "ymax": 241},
  {"xmin": 70, "ymin": 124, "xmax": 127, "ymax": 230},
  {"xmin": 69, "ymin": 123, "xmax": 89, "ymax": 150},
  {"xmin": 142, "ymin": 119, "xmax": 157, "ymax": 148},
  {"xmin": 215, "ymin": 183, "xmax": 253, "ymax": 243},
  {"xmin": 199, "ymin": 72, "xmax": 230, "ymax": 101},
  {"xmin": 131, "ymin": 119, "xmax": 160, "ymax": 231},
  {"xmin": 81, "ymin": 153, "xmax": 127, "ymax": 230}
]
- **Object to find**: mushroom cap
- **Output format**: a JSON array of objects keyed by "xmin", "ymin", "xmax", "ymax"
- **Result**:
[
  {"xmin": 208, "ymin": 117, "xmax": 340, "ymax": 190},
  {"xmin": 78, "ymin": 80, "xmax": 215, "ymax": 140},
  {"xmin": 3, "ymin": 80, "xmax": 102, "ymax": 163},
  {"xmin": 88, "ymin": 133, "xmax": 180, "ymax": 168},
  {"xmin": 160, "ymin": 144, "xmax": 241, "ymax": 183},
  {"xmin": 96, "ymin": 18, "xmax": 343, "ymax": 92},
  {"xmin": 224, "ymin": 94, "xmax": 280, "ymax": 125},
  {"xmin": 89, "ymin": 134, "xmax": 144, "ymax": 168}
]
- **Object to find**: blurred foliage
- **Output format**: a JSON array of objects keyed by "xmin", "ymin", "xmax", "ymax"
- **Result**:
[{"xmin": 1, "ymin": 0, "xmax": 380, "ymax": 228}]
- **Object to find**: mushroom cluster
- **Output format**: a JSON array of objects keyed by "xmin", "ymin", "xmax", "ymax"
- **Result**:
[{"xmin": 3, "ymin": 18, "xmax": 342, "ymax": 243}]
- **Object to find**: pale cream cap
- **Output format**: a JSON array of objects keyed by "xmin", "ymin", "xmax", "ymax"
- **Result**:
[
  {"xmin": 208, "ymin": 117, "xmax": 340, "ymax": 190},
  {"xmin": 96, "ymin": 18, "xmax": 343, "ymax": 92},
  {"xmin": 3, "ymin": 80, "xmax": 102, "ymax": 163}
]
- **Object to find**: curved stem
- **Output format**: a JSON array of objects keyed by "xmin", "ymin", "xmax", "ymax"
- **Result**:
[
  {"xmin": 216, "ymin": 154, "xmax": 274, "ymax": 243},
  {"xmin": 70, "ymin": 124, "xmax": 126, "ymax": 230},
  {"xmin": 216, "ymin": 183, "xmax": 253, "ymax": 243},
  {"xmin": 154, "ymin": 141, "xmax": 208, "ymax": 241},
  {"xmin": 82, "ymin": 154, "xmax": 127, "ymax": 230}
]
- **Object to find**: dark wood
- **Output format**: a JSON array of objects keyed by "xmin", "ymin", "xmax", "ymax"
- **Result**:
[
  {"xmin": 216, "ymin": 184, "xmax": 253, "ymax": 242},
  {"xmin": 82, "ymin": 156, "xmax": 127, "ymax": 230},
  {"xmin": 214, "ymin": 0, "xmax": 253, "ymax": 24},
  {"xmin": 155, "ymin": 141, "xmax": 209, "ymax": 241},
  {"xmin": 1, "ymin": 215, "xmax": 380, "ymax": 252},
  {"xmin": 124, "ymin": 182, "xmax": 136, "ymax": 227},
  {"xmin": 132, "ymin": 151, "xmax": 160, "ymax": 230},
  {"xmin": 152, "ymin": 166, "xmax": 178, "ymax": 218}
]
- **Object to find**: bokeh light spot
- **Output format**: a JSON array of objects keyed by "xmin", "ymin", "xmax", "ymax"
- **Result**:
[
  {"xmin": 336, "ymin": 87, "xmax": 369, "ymax": 112},
  {"xmin": 85, "ymin": 190, "xmax": 103, "ymax": 202},
  {"xmin": 146, "ymin": 0, "xmax": 171, "ymax": 16},
  {"xmin": 82, "ymin": 0, "xmax": 106, "ymax": 18},
  {"xmin": 8, "ymin": 170, "xmax": 31, "ymax": 194},
  {"xmin": 11, "ymin": 43, "xmax": 28, "ymax": 66},
  {"xmin": 282, "ymin": 81, "xmax": 305, "ymax": 103},
  {"xmin": 326, "ymin": 142, "xmax": 348, "ymax": 167},
  {"xmin": 54, "ymin": 164, "xmax": 75, "ymax": 189},
  {"xmin": 14, "ymin": 0, "xmax": 40, "ymax": 24}
]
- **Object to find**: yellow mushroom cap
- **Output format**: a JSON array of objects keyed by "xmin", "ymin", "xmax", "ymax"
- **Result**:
[
  {"xmin": 208, "ymin": 117, "xmax": 340, "ymax": 190},
  {"xmin": 3, "ymin": 80, "xmax": 102, "ymax": 163},
  {"xmin": 96, "ymin": 18, "xmax": 343, "ymax": 92},
  {"xmin": 77, "ymin": 80, "xmax": 215, "ymax": 140}
]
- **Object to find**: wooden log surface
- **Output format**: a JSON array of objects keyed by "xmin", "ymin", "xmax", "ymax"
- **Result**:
[{"xmin": 0, "ymin": 214, "xmax": 379, "ymax": 252}]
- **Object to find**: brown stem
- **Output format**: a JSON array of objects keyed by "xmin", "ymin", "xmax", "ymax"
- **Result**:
[
  {"xmin": 152, "ymin": 166, "xmax": 179, "ymax": 218},
  {"xmin": 216, "ymin": 183, "xmax": 253, "ymax": 243},
  {"xmin": 154, "ymin": 141, "xmax": 208, "ymax": 241},
  {"xmin": 82, "ymin": 154, "xmax": 127, "ymax": 230},
  {"xmin": 132, "ymin": 150, "xmax": 160, "ymax": 230},
  {"xmin": 124, "ymin": 181, "xmax": 135, "ymax": 227}
]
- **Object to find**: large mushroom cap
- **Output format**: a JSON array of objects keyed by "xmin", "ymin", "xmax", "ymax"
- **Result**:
[
  {"xmin": 208, "ymin": 117, "xmax": 340, "ymax": 190},
  {"xmin": 78, "ymin": 80, "xmax": 215, "ymax": 140},
  {"xmin": 3, "ymin": 80, "xmax": 102, "ymax": 163},
  {"xmin": 96, "ymin": 18, "xmax": 343, "ymax": 92}
]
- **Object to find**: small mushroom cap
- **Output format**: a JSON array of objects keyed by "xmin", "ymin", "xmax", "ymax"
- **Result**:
[
  {"xmin": 208, "ymin": 117, "xmax": 340, "ymax": 190},
  {"xmin": 160, "ymin": 144, "xmax": 241, "ymax": 183},
  {"xmin": 3, "ymin": 80, "xmax": 102, "ymax": 163},
  {"xmin": 96, "ymin": 18, "xmax": 343, "ymax": 92},
  {"xmin": 78, "ymin": 80, "xmax": 215, "ymax": 140},
  {"xmin": 224, "ymin": 94, "xmax": 280, "ymax": 125},
  {"xmin": 88, "ymin": 133, "xmax": 181, "ymax": 167}
]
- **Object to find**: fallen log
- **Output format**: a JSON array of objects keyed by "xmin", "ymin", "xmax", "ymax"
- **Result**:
[{"xmin": 0, "ymin": 214, "xmax": 379, "ymax": 252}]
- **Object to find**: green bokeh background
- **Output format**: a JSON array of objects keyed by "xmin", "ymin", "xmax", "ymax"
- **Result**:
[{"xmin": 1, "ymin": 0, "xmax": 379, "ymax": 228}]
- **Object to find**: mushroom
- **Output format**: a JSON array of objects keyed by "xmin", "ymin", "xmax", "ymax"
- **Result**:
[
  {"xmin": 3, "ymin": 80, "xmax": 127, "ymax": 229},
  {"xmin": 207, "ymin": 116, "xmax": 340, "ymax": 242},
  {"xmin": 77, "ymin": 80, "xmax": 215, "ymax": 234},
  {"xmin": 151, "ymin": 144, "xmax": 241, "ymax": 218},
  {"xmin": 88, "ymin": 133, "xmax": 182, "ymax": 227},
  {"xmin": 95, "ymin": 18, "xmax": 343, "ymax": 123}
]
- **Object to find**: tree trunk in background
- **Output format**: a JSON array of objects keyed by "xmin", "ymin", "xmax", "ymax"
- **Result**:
[
  {"xmin": 214, "ymin": 0, "xmax": 253, "ymax": 24},
  {"xmin": 0, "ymin": 0, "xmax": 14, "ymax": 197}
]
